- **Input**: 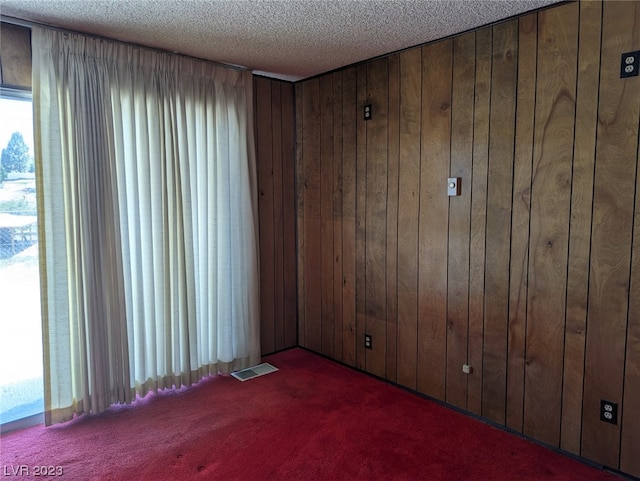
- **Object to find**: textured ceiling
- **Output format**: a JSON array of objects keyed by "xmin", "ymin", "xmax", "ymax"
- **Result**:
[{"xmin": 0, "ymin": 0, "xmax": 563, "ymax": 81}]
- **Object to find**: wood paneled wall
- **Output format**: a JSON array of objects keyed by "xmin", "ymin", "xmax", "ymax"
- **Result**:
[
  {"xmin": 254, "ymin": 76, "xmax": 297, "ymax": 355},
  {"xmin": 0, "ymin": 22, "xmax": 31, "ymax": 89},
  {"xmin": 295, "ymin": 1, "xmax": 640, "ymax": 476}
]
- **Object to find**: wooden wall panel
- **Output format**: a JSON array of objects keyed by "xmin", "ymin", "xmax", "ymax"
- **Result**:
[
  {"xmin": 301, "ymin": 78, "xmax": 322, "ymax": 353},
  {"xmin": 271, "ymin": 82, "xmax": 285, "ymax": 351},
  {"xmin": 524, "ymin": 3, "xmax": 578, "ymax": 447},
  {"xmin": 467, "ymin": 27, "xmax": 491, "ymax": 416},
  {"xmin": 341, "ymin": 68, "xmax": 358, "ymax": 366},
  {"xmin": 355, "ymin": 64, "xmax": 367, "ymax": 371},
  {"xmin": 254, "ymin": 76, "xmax": 297, "ymax": 355},
  {"xmin": 446, "ymin": 32, "xmax": 475, "ymax": 410},
  {"xmin": 560, "ymin": 0, "xmax": 601, "ymax": 456},
  {"xmin": 505, "ymin": 13, "xmax": 536, "ymax": 433},
  {"xmin": 482, "ymin": 19, "xmax": 517, "ymax": 425},
  {"xmin": 295, "ymin": 83, "xmax": 306, "ymax": 348},
  {"xmin": 385, "ymin": 54, "xmax": 400, "ymax": 383},
  {"xmin": 281, "ymin": 82, "xmax": 297, "ymax": 349},
  {"xmin": 417, "ymin": 40, "xmax": 452, "ymax": 399},
  {"xmin": 365, "ymin": 58, "xmax": 389, "ymax": 378},
  {"xmin": 332, "ymin": 71, "xmax": 344, "ymax": 363},
  {"xmin": 0, "ymin": 23, "xmax": 31, "ymax": 89},
  {"xmin": 255, "ymin": 77, "xmax": 276, "ymax": 354},
  {"xmin": 320, "ymin": 75, "xmax": 334, "ymax": 358},
  {"xmin": 294, "ymin": 0, "xmax": 640, "ymax": 475},
  {"xmin": 396, "ymin": 48, "xmax": 422, "ymax": 390},
  {"xmin": 621, "ymin": 131, "xmax": 640, "ymax": 477},
  {"xmin": 582, "ymin": 0, "xmax": 640, "ymax": 470}
]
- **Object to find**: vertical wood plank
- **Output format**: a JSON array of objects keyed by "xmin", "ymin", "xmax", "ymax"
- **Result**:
[
  {"xmin": 582, "ymin": 0, "xmax": 640, "ymax": 469},
  {"xmin": 295, "ymin": 83, "xmax": 306, "ymax": 348},
  {"xmin": 524, "ymin": 2, "xmax": 578, "ymax": 447},
  {"xmin": 483, "ymin": 19, "xmax": 517, "ymax": 425},
  {"xmin": 256, "ymin": 77, "xmax": 276, "ymax": 354},
  {"xmin": 365, "ymin": 58, "xmax": 389, "ymax": 378},
  {"xmin": 271, "ymin": 82, "xmax": 285, "ymax": 352},
  {"xmin": 281, "ymin": 82, "xmax": 297, "ymax": 349},
  {"xmin": 561, "ymin": 0, "xmax": 601, "ymax": 455},
  {"xmin": 417, "ymin": 39, "xmax": 452, "ymax": 399},
  {"xmin": 386, "ymin": 53, "xmax": 400, "ymax": 383},
  {"xmin": 396, "ymin": 48, "xmax": 422, "ymax": 390},
  {"xmin": 506, "ymin": 12, "xmax": 537, "ymax": 433},
  {"xmin": 355, "ymin": 63, "xmax": 368, "ymax": 370},
  {"xmin": 467, "ymin": 28, "xmax": 492, "ymax": 416},
  {"xmin": 320, "ymin": 74, "xmax": 335, "ymax": 358},
  {"xmin": 302, "ymin": 79, "xmax": 322, "ymax": 353},
  {"xmin": 621, "ymin": 126, "xmax": 640, "ymax": 478},
  {"xmin": 332, "ymin": 71, "xmax": 344, "ymax": 363},
  {"xmin": 342, "ymin": 68, "xmax": 358, "ymax": 367},
  {"xmin": 447, "ymin": 32, "xmax": 475, "ymax": 410}
]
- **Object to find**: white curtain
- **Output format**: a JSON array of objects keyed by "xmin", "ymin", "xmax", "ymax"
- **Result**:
[{"xmin": 31, "ymin": 27, "xmax": 260, "ymax": 425}]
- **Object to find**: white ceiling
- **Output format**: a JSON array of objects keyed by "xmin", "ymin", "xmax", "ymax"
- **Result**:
[{"xmin": 0, "ymin": 0, "xmax": 563, "ymax": 81}]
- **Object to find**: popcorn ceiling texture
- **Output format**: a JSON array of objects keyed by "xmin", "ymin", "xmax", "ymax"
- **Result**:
[{"xmin": 0, "ymin": 0, "xmax": 561, "ymax": 81}]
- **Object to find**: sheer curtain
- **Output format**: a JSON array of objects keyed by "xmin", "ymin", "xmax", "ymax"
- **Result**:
[{"xmin": 31, "ymin": 27, "xmax": 260, "ymax": 425}]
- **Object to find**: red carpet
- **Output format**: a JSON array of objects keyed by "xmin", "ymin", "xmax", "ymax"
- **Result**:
[{"xmin": 0, "ymin": 348, "xmax": 623, "ymax": 480}]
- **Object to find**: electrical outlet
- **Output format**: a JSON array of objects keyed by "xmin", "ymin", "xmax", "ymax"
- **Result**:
[
  {"xmin": 364, "ymin": 104, "xmax": 372, "ymax": 121},
  {"xmin": 621, "ymin": 51, "xmax": 640, "ymax": 78},
  {"xmin": 462, "ymin": 364, "xmax": 472, "ymax": 374},
  {"xmin": 600, "ymin": 400, "xmax": 618, "ymax": 425},
  {"xmin": 364, "ymin": 334, "xmax": 372, "ymax": 350}
]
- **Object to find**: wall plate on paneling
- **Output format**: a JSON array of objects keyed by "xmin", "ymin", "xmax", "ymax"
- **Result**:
[
  {"xmin": 448, "ymin": 177, "xmax": 461, "ymax": 196},
  {"xmin": 621, "ymin": 51, "xmax": 640, "ymax": 78},
  {"xmin": 364, "ymin": 104, "xmax": 372, "ymax": 120}
]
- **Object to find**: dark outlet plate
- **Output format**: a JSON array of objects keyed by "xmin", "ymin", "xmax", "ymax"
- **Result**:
[
  {"xmin": 600, "ymin": 400, "xmax": 618, "ymax": 425},
  {"xmin": 621, "ymin": 51, "xmax": 640, "ymax": 78},
  {"xmin": 364, "ymin": 334, "xmax": 372, "ymax": 350},
  {"xmin": 364, "ymin": 104, "xmax": 372, "ymax": 121}
]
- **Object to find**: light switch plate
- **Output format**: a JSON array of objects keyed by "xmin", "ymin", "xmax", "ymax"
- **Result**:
[{"xmin": 448, "ymin": 177, "xmax": 461, "ymax": 196}]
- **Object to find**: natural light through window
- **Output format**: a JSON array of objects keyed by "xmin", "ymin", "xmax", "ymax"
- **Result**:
[{"xmin": 0, "ymin": 92, "xmax": 44, "ymax": 426}]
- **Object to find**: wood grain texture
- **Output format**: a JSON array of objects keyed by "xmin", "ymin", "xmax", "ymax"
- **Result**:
[
  {"xmin": 396, "ymin": 48, "xmax": 422, "ymax": 390},
  {"xmin": 280, "ymin": 82, "xmax": 297, "ymax": 349},
  {"xmin": 341, "ymin": 68, "xmax": 358, "ymax": 367},
  {"xmin": 355, "ymin": 63, "xmax": 368, "ymax": 371},
  {"xmin": 505, "ymin": 12, "xmax": 536, "ymax": 434},
  {"xmin": 560, "ymin": 0, "xmax": 601, "ymax": 455},
  {"xmin": 271, "ymin": 82, "xmax": 285, "ymax": 352},
  {"xmin": 332, "ymin": 71, "xmax": 344, "ymax": 363},
  {"xmin": 524, "ymin": 2, "xmax": 578, "ymax": 447},
  {"xmin": 483, "ymin": 20, "xmax": 517, "ymax": 425},
  {"xmin": 446, "ymin": 32, "xmax": 475, "ymax": 410},
  {"xmin": 386, "ymin": 54, "xmax": 400, "ymax": 383},
  {"xmin": 292, "ymin": 1, "xmax": 640, "ymax": 476},
  {"xmin": 295, "ymin": 83, "xmax": 306, "ymax": 348},
  {"xmin": 582, "ymin": 0, "xmax": 640, "ymax": 470},
  {"xmin": 621, "ymin": 121, "xmax": 640, "ymax": 478},
  {"xmin": 365, "ymin": 58, "xmax": 389, "ymax": 378},
  {"xmin": 0, "ymin": 23, "xmax": 31, "ymax": 89},
  {"xmin": 320, "ymin": 74, "xmax": 335, "ymax": 358},
  {"xmin": 255, "ymin": 77, "xmax": 276, "ymax": 355},
  {"xmin": 417, "ymin": 39, "xmax": 452, "ymax": 399},
  {"xmin": 301, "ymin": 79, "xmax": 323, "ymax": 353},
  {"xmin": 255, "ymin": 77, "xmax": 297, "ymax": 355},
  {"xmin": 467, "ymin": 27, "xmax": 492, "ymax": 416}
]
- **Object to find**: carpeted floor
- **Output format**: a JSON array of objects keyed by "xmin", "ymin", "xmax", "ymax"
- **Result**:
[{"xmin": 0, "ymin": 348, "xmax": 624, "ymax": 480}]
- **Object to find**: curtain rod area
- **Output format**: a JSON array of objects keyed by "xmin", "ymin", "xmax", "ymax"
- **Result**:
[{"xmin": 1, "ymin": 14, "xmax": 249, "ymax": 72}]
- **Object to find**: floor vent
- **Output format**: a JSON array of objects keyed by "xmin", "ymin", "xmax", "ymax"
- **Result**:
[{"xmin": 231, "ymin": 363, "xmax": 278, "ymax": 382}]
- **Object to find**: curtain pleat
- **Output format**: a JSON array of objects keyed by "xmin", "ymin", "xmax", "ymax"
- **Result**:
[{"xmin": 32, "ymin": 28, "xmax": 260, "ymax": 425}]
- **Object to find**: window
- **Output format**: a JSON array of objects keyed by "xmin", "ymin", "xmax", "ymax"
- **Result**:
[{"xmin": 0, "ymin": 88, "xmax": 44, "ymax": 430}]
